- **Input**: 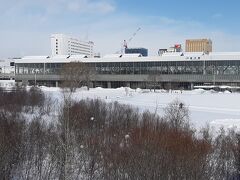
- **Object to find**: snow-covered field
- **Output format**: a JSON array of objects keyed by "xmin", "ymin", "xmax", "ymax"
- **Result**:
[{"xmin": 40, "ymin": 86, "xmax": 240, "ymax": 132}]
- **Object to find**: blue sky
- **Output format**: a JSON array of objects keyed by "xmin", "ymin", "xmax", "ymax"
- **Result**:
[{"xmin": 1, "ymin": 0, "xmax": 240, "ymax": 58}]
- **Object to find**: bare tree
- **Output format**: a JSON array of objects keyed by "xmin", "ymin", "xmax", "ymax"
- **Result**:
[
  {"xmin": 163, "ymin": 99, "xmax": 190, "ymax": 131},
  {"xmin": 61, "ymin": 62, "xmax": 94, "ymax": 92},
  {"xmin": 147, "ymin": 74, "xmax": 160, "ymax": 92}
]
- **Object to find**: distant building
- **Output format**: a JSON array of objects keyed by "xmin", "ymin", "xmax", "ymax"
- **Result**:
[
  {"xmin": 158, "ymin": 49, "xmax": 168, "ymax": 56},
  {"xmin": 125, "ymin": 48, "xmax": 148, "ymax": 57},
  {"xmin": 185, "ymin": 39, "xmax": 212, "ymax": 53},
  {"xmin": 51, "ymin": 34, "xmax": 94, "ymax": 57},
  {"xmin": 158, "ymin": 44, "xmax": 182, "ymax": 56},
  {"xmin": 167, "ymin": 44, "xmax": 182, "ymax": 53},
  {"xmin": 94, "ymin": 53, "xmax": 101, "ymax": 58},
  {"xmin": 0, "ymin": 58, "xmax": 15, "ymax": 78}
]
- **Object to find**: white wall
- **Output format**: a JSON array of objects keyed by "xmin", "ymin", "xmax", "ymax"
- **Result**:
[{"xmin": 51, "ymin": 34, "xmax": 94, "ymax": 57}]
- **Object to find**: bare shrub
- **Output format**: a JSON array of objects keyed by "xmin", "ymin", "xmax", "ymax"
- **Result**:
[
  {"xmin": 61, "ymin": 62, "xmax": 94, "ymax": 92},
  {"xmin": 1, "ymin": 90, "xmax": 240, "ymax": 179},
  {"xmin": 163, "ymin": 99, "xmax": 190, "ymax": 131},
  {"xmin": 27, "ymin": 87, "xmax": 45, "ymax": 113},
  {"xmin": 0, "ymin": 112, "xmax": 25, "ymax": 179}
]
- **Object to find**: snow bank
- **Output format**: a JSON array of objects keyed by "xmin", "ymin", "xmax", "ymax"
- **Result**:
[
  {"xmin": 0, "ymin": 80, "xmax": 15, "ymax": 88},
  {"xmin": 210, "ymin": 119, "xmax": 240, "ymax": 131},
  {"xmin": 37, "ymin": 86, "xmax": 240, "ymax": 131}
]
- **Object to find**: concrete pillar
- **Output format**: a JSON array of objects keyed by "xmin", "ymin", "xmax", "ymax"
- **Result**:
[
  {"xmin": 107, "ymin": 82, "xmax": 111, "ymax": 89},
  {"xmin": 126, "ymin": 82, "xmax": 130, "ymax": 87},
  {"xmin": 56, "ymin": 81, "xmax": 59, "ymax": 87},
  {"xmin": 190, "ymin": 83, "xmax": 194, "ymax": 90},
  {"xmin": 89, "ymin": 82, "xmax": 94, "ymax": 88}
]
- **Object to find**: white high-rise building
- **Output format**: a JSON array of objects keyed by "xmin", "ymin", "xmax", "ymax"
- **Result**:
[{"xmin": 51, "ymin": 34, "xmax": 94, "ymax": 57}]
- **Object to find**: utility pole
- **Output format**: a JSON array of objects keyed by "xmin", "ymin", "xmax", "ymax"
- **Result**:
[
  {"xmin": 34, "ymin": 72, "xmax": 37, "ymax": 86},
  {"xmin": 213, "ymin": 65, "xmax": 216, "ymax": 85}
]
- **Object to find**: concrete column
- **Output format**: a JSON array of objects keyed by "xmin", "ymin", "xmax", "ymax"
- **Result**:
[
  {"xmin": 56, "ymin": 81, "xmax": 59, "ymax": 87},
  {"xmin": 126, "ymin": 82, "xmax": 130, "ymax": 87},
  {"xmin": 190, "ymin": 83, "xmax": 194, "ymax": 90},
  {"xmin": 107, "ymin": 82, "xmax": 111, "ymax": 89},
  {"xmin": 89, "ymin": 82, "xmax": 94, "ymax": 88}
]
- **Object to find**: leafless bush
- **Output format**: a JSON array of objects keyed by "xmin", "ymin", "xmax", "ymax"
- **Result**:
[
  {"xmin": 0, "ymin": 112, "xmax": 25, "ymax": 179},
  {"xmin": 163, "ymin": 99, "xmax": 190, "ymax": 131},
  {"xmin": 27, "ymin": 87, "xmax": 45, "ymax": 113},
  {"xmin": 1, "ymin": 90, "xmax": 240, "ymax": 179}
]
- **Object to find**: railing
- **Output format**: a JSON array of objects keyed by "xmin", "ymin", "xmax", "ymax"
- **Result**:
[
  {"xmin": 15, "ymin": 73, "xmax": 240, "ymax": 83},
  {"xmin": 0, "ymin": 73, "xmax": 15, "ymax": 80}
]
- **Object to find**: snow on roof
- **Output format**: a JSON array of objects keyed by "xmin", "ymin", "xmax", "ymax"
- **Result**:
[
  {"xmin": 184, "ymin": 52, "xmax": 205, "ymax": 56},
  {"xmin": 22, "ymin": 56, "xmax": 50, "ymax": 59},
  {"xmin": 162, "ymin": 52, "xmax": 183, "ymax": 56},
  {"xmin": 51, "ymin": 55, "xmax": 70, "ymax": 59},
  {"xmin": 122, "ymin": 54, "xmax": 142, "ymax": 58},
  {"xmin": 103, "ymin": 54, "xmax": 122, "ymax": 58},
  {"xmin": 68, "ymin": 54, "xmax": 88, "ymax": 59},
  {"xmin": 16, "ymin": 52, "xmax": 240, "ymax": 64}
]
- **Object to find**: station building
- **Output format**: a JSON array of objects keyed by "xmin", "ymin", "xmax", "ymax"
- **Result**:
[{"xmin": 15, "ymin": 52, "xmax": 240, "ymax": 89}]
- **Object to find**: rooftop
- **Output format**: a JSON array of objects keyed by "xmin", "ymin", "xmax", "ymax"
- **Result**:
[{"xmin": 16, "ymin": 51, "xmax": 240, "ymax": 64}]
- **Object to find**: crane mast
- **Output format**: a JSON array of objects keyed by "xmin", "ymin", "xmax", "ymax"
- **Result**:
[{"xmin": 123, "ymin": 27, "xmax": 141, "ymax": 52}]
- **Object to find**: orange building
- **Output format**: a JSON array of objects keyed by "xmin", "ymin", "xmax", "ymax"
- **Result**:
[{"xmin": 185, "ymin": 39, "xmax": 212, "ymax": 53}]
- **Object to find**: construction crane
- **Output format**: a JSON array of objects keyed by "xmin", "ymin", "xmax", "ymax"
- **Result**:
[
  {"xmin": 123, "ymin": 27, "xmax": 141, "ymax": 50},
  {"xmin": 115, "ymin": 27, "xmax": 141, "ymax": 54}
]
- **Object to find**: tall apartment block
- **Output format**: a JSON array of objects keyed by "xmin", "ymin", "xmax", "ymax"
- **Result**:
[
  {"xmin": 51, "ymin": 34, "xmax": 94, "ymax": 57},
  {"xmin": 185, "ymin": 39, "xmax": 212, "ymax": 53}
]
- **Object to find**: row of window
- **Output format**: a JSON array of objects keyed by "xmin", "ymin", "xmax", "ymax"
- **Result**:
[{"xmin": 15, "ymin": 60, "xmax": 240, "ymax": 75}]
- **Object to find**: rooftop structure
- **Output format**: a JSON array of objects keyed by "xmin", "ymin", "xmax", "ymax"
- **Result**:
[
  {"xmin": 158, "ymin": 44, "xmax": 182, "ymax": 56},
  {"xmin": 125, "ymin": 48, "xmax": 148, "ymax": 57}
]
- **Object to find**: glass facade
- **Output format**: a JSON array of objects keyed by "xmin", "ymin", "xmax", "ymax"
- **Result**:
[
  {"xmin": 15, "ymin": 60, "xmax": 240, "ymax": 76},
  {"xmin": 16, "ymin": 63, "xmax": 64, "ymax": 75},
  {"xmin": 125, "ymin": 48, "xmax": 148, "ymax": 57}
]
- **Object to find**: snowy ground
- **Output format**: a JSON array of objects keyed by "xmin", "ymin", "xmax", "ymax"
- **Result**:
[
  {"xmin": 40, "ymin": 86, "xmax": 240, "ymax": 132},
  {"xmin": 0, "ymin": 80, "xmax": 15, "ymax": 89}
]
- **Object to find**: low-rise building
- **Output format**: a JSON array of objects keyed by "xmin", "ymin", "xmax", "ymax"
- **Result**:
[{"xmin": 14, "ymin": 52, "xmax": 240, "ymax": 89}]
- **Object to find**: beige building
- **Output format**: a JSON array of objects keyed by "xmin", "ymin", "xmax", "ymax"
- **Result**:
[{"xmin": 185, "ymin": 39, "xmax": 212, "ymax": 53}]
